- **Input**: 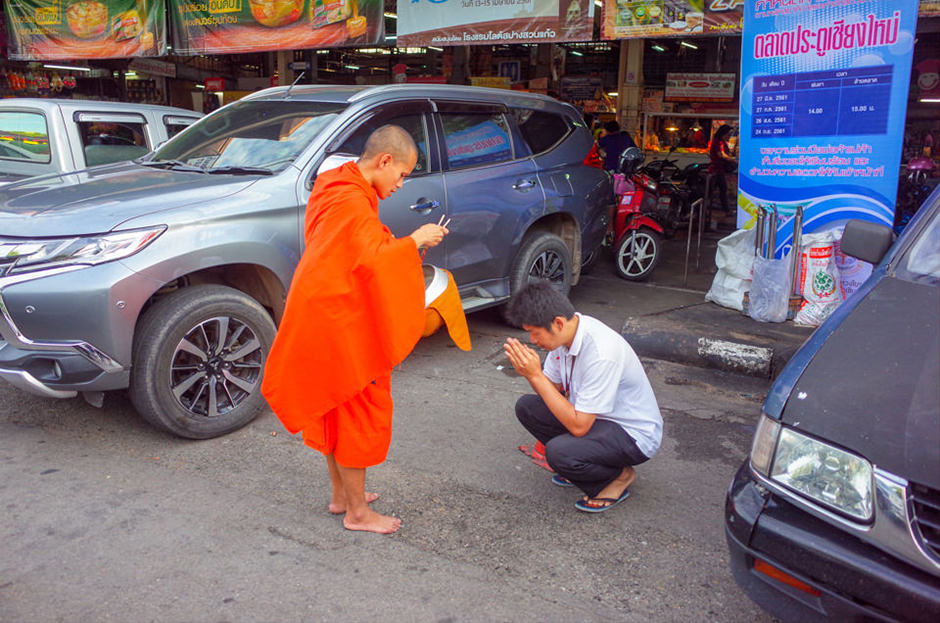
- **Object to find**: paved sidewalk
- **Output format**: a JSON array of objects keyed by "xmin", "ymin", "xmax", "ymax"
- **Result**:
[{"xmin": 612, "ymin": 215, "xmax": 815, "ymax": 378}]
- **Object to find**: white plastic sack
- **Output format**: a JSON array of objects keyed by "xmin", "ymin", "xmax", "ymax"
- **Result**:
[
  {"xmin": 795, "ymin": 229, "xmax": 845, "ymax": 326},
  {"xmin": 832, "ymin": 227, "xmax": 873, "ymax": 300},
  {"xmin": 748, "ymin": 254, "xmax": 791, "ymax": 323},
  {"xmin": 706, "ymin": 227, "xmax": 756, "ymax": 311}
]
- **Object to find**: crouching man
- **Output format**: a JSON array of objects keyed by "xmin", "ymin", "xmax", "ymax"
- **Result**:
[{"xmin": 503, "ymin": 281, "xmax": 663, "ymax": 512}]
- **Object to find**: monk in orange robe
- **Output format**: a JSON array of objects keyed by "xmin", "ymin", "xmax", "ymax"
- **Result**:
[{"xmin": 262, "ymin": 125, "xmax": 448, "ymax": 534}]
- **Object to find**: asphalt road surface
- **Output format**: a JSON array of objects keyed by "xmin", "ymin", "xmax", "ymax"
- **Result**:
[{"xmin": 0, "ymin": 263, "xmax": 777, "ymax": 622}]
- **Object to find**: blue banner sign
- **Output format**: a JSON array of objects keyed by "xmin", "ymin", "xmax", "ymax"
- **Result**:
[{"xmin": 738, "ymin": 1, "xmax": 919, "ymax": 256}]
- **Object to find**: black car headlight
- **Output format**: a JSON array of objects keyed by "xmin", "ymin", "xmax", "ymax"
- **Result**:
[{"xmin": 750, "ymin": 414, "xmax": 874, "ymax": 522}]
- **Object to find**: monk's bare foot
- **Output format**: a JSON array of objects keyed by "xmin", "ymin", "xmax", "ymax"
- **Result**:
[
  {"xmin": 343, "ymin": 508, "xmax": 402, "ymax": 534},
  {"xmin": 329, "ymin": 491, "xmax": 379, "ymax": 514},
  {"xmin": 582, "ymin": 466, "xmax": 636, "ymax": 508}
]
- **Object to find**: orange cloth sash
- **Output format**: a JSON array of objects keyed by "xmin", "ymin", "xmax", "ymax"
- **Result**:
[
  {"xmin": 262, "ymin": 162, "xmax": 425, "ymax": 438},
  {"xmin": 422, "ymin": 268, "xmax": 472, "ymax": 351}
]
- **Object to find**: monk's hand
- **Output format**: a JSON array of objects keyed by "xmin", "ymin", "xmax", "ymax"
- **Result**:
[
  {"xmin": 503, "ymin": 337, "xmax": 541, "ymax": 380},
  {"xmin": 410, "ymin": 223, "xmax": 449, "ymax": 250}
]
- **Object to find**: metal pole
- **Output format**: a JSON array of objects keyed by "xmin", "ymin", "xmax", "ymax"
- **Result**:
[
  {"xmin": 790, "ymin": 205, "xmax": 804, "ymax": 295},
  {"xmin": 755, "ymin": 205, "xmax": 767, "ymax": 257},
  {"xmin": 683, "ymin": 199, "xmax": 695, "ymax": 286},
  {"xmin": 767, "ymin": 204, "xmax": 778, "ymax": 259},
  {"xmin": 695, "ymin": 197, "xmax": 703, "ymax": 268}
]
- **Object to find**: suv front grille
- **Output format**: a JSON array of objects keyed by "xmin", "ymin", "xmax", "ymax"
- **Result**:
[{"xmin": 909, "ymin": 481, "xmax": 940, "ymax": 561}]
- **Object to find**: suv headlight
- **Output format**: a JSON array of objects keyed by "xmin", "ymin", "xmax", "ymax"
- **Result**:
[
  {"xmin": 750, "ymin": 414, "xmax": 873, "ymax": 522},
  {"xmin": 1, "ymin": 227, "xmax": 165, "ymax": 275}
]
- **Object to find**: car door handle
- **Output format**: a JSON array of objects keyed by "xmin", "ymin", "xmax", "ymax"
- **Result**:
[
  {"xmin": 513, "ymin": 179, "xmax": 537, "ymax": 190},
  {"xmin": 410, "ymin": 198, "xmax": 440, "ymax": 213}
]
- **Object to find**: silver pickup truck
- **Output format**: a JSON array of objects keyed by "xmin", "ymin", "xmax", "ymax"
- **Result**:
[{"xmin": 0, "ymin": 98, "xmax": 202, "ymax": 186}]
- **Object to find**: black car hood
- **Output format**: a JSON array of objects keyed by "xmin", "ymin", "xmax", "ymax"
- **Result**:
[
  {"xmin": 780, "ymin": 275, "xmax": 940, "ymax": 490},
  {"xmin": 0, "ymin": 162, "xmax": 257, "ymax": 237}
]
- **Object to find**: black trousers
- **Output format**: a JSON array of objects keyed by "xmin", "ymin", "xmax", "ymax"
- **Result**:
[
  {"xmin": 713, "ymin": 172, "xmax": 730, "ymax": 212},
  {"xmin": 515, "ymin": 394, "xmax": 649, "ymax": 498}
]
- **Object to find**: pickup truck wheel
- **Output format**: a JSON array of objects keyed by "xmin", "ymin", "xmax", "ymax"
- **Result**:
[
  {"xmin": 510, "ymin": 232, "xmax": 572, "ymax": 296},
  {"xmin": 130, "ymin": 285, "xmax": 276, "ymax": 439}
]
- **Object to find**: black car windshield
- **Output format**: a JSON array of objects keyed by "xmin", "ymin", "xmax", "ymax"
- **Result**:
[
  {"xmin": 897, "ymin": 197, "xmax": 940, "ymax": 285},
  {"xmin": 151, "ymin": 100, "xmax": 346, "ymax": 173}
]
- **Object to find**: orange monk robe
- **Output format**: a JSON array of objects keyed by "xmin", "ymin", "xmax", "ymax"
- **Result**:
[{"xmin": 261, "ymin": 162, "xmax": 425, "ymax": 465}]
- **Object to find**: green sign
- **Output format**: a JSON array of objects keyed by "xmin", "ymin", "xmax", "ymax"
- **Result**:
[{"xmin": 4, "ymin": 0, "xmax": 167, "ymax": 60}]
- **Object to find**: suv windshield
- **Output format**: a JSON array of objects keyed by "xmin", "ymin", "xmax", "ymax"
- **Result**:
[{"xmin": 151, "ymin": 100, "xmax": 346, "ymax": 173}]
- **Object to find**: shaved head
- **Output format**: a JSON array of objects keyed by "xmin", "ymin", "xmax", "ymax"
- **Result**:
[{"xmin": 361, "ymin": 124, "xmax": 418, "ymax": 163}]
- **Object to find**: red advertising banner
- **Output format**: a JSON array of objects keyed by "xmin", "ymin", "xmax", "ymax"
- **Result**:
[
  {"xmin": 703, "ymin": 0, "xmax": 742, "ymax": 34},
  {"xmin": 664, "ymin": 72, "xmax": 735, "ymax": 101},
  {"xmin": 169, "ymin": 0, "xmax": 384, "ymax": 55},
  {"xmin": 4, "ymin": 0, "xmax": 167, "ymax": 60},
  {"xmin": 920, "ymin": 1, "xmax": 940, "ymax": 17},
  {"xmin": 397, "ymin": 0, "xmax": 594, "ymax": 47}
]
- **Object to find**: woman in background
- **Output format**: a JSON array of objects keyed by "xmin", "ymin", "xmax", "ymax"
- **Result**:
[{"xmin": 708, "ymin": 124, "xmax": 737, "ymax": 213}]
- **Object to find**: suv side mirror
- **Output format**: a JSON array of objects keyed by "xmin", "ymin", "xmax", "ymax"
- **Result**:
[{"xmin": 841, "ymin": 219, "xmax": 896, "ymax": 265}]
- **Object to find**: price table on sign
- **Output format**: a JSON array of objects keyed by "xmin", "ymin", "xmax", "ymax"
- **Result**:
[{"xmin": 751, "ymin": 65, "xmax": 892, "ymax": 138}]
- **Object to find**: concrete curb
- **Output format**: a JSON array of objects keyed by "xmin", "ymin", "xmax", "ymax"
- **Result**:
[{"xmin": 621, "ymin": 314, "xmax": 807, "ymax": 379}]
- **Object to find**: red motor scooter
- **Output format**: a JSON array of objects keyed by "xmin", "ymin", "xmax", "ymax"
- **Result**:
[{"xmin": 610, "ymin": 147, "xmax": 666, "ymax": 280}]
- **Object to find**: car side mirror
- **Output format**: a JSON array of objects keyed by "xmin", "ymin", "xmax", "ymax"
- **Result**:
[{"xmin": 840, "ymin": 219, "xmax": 896, "ymax": 265}]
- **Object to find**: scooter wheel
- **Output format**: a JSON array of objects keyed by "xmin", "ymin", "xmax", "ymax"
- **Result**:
[{"xmin": 614, "ymin": 227, "xmax": 661, "ymax": 281}]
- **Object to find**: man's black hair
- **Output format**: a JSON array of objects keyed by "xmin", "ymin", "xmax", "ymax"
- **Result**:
[
  {"xmin": 603, "ymin": 120, "xmax": 621, "ymax": 134},
  {"xmin": 505, "ymin": 281, "xmax": 576, "ymax": 330}
]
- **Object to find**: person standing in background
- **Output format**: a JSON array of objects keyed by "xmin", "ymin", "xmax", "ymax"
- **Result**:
[
  {"xmin": 708, "ymin": 124, "xmax": 737, "ymax": 213},
  {"xmin": 597, "ymin": 120, "xmax": 637, "ymax": 172}
]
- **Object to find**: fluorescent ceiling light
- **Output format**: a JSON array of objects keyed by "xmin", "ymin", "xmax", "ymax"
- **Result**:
[
  {"xmin": 43, "ymin": 63, "xmax": 92, "ymax": 72},
  {"xmin": 920, "ymin": 98, "xmax": 940, "ymax": 103},
  {"xmin": 607, "ymin": 92, "xmax": 618, "ymax": 97},
  {"xmin": 195, "ymin": 84, "xmax": 205, "ymax": 89},
  {"xmin": 124, "ymin": 71, "xmax": 138, "ymax": 78},
  {"xmin": 651, "ymin": 45, "xmax": 666, "ymax": 52},
  {"xmin": 384, "ymin": 12, "xmax": 397, "ymax": 19},
  {"xmin": 428, "ymin": 46, "xmax": 443, "ymax": 51},
  {"xmin": 386, "ymin": 35, "xmax": 397, "ymax": 41},
  {"xmin": 594, "ymin": 0, "xmax": 601, "ymax": 5},
  {"xmin": 345, "ymin": 65, "xmax": 360, "ymax": 70},
  {"xmin": 680, "ymin": 41, "xmax": 698, "ymax": 49},
  {"xmin": 570, "ymin": 50, "xmax": 583, "ymax": 56}
]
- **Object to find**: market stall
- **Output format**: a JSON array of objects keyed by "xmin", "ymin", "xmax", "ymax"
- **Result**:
[{"xmin": 642, "ymin": 111, "xmax": 738, "ymax": 169}]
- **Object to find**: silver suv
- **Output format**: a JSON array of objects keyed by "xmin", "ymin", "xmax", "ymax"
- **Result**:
[{"xmin": 0, "ymin": 84, "xmax": 612, "ymax": 438}]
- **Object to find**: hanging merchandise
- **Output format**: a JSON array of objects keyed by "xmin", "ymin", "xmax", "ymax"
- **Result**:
[{"xmin": 4, "ymin": 0, "xmax": 167, "ymax": 60}]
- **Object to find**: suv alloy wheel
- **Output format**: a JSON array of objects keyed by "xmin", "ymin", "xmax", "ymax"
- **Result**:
[{"xmin": 129, "ymin": 285, "xmax": 276, "ymax": 439}]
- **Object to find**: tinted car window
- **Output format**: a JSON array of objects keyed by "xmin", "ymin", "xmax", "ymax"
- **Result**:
[
  {"xmin": 79, "ymin": 120, "xmax": 149, "ymax": 167},
  {"xmin": 154, "ymin": 100, "xmax": 345, "ymax": 172},
  {"xmin": 441, "ymin": 112, "xmax": 512, "ymax": 170},
  {"xmin": 0, "ymin": 111, "xmax": 51, "ymax": 163},
  {"xmin": 898, "ymin": 204, "xmax": 939, "ymax": 284},
  {"xmin": 166, "ymin": 123, "xmax": 191, "ymax": 139},
  {"xmin": 512, "ymin": 108, "xmax": 571, "ymax": 155},
  {"xmin": 337, "ymin": 113, "xmax": 429, "ymax": 175}
]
